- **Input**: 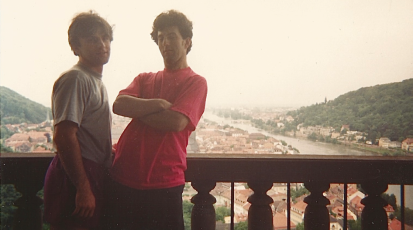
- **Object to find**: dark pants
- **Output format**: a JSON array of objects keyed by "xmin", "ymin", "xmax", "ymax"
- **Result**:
[
  {"xmin": 44, "ymin": 156, "xmax": 106, "ymax": 229},
  {"xmin": 102, "ymin": 179, "xmax": 185, "ymax": 230}
]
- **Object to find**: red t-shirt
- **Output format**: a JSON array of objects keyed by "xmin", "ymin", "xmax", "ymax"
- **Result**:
[{"xmin": 110, "ymin": 67, "xmax": 207, "ymax": 189}]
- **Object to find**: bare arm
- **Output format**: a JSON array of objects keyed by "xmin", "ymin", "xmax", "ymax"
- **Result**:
[
  {"xmin": 53, "ymin": 121, "xmax": 95, "ymax": 218},
  {"xmin": 140, "ymin": 109, "xmax": 189, "ymax": 132},
  {"xmin": 112, "ymin": 95, "xmax": 172, "ymax": 119}
]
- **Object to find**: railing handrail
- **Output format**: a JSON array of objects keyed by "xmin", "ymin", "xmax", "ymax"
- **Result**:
[
  {"xmin": 1, "ymin": 152, "xmax": 412, "ymax": 230},
  {"xmin": 186, "ymin": 153, "xmax": 413, "ymax": 184},
  {"xmin": 2, "ymin": 152, "xmax": 412, "ymax": 184}
]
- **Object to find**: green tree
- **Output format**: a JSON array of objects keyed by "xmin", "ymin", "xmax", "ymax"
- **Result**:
[
  {"xmin": 215, "ymin": 206, "xmax": 231, "ymax": 223},
  {"xmin": 393, "ymin": 206, "xmax": 413, "ymax": 226},
  {"xmin": 182, "ymin": 200, "xmax": 194, "ymax": 230},
  {"xmin": 291, "ymin": 186, "xmax": 309, "ymax": 202},
  {"xmin": 1, "ymin": 126, "xmax": 15, "ymax": 139},
  {"xmin": 348, "ymin": 218, "xmax": 362, "ymax": 230},
  {"xmin": 1, "ymin": 185, "xmax": 21, "ymax": 230},
  {"xmin": 1, "ymin": 144, "xmax": 14, "ymax": 153},
  {"xmin": 341, "ymin": 128, "xmax": 348, "ymax": 135},
  {"xmin": 0, "ymin": 86, "xmax": 51, "ymax": 125},
  {"xmin": 285, "ymin": 79, "xmax": 413, "ymax": 143},
  {"xmin": 381, "ymin": 193, "xmax": 397, "ymax": 211},
  {"xmin": 234, "ymin": 221, "xmax": 248, "ymax": 230},
  {"xmin": 307, "ymin": 132, "xmax": 317, "ymax": 141},
  {"xmin": 296, "ymin": 222, "xmax": 304, "ymax": 230}
]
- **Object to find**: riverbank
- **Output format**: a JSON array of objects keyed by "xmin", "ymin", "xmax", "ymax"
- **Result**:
[
  {"xmin": 202, "ymin": 111, "xmax": 413, "ymax": 209},
  {"xmin": 254, "ymin": 126, "xmax": 384, "ymax": 156},
  {"xmin": 239, "ymin": 118, "xmax": 405, "ymax": 156},
  {"xmin": 203, "ymin": 111, "xmax": 374, "ymax": 156}
]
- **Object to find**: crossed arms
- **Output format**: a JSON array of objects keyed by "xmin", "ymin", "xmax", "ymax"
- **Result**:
[
  {"xmin": 52, "ymin": 95, "xmax": 189, "ymax": 219},
  {"xmin": 112, "ymin": 95, "xmax": 189, "ymax": 132}
]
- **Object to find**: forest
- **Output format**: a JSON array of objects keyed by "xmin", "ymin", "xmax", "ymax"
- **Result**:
[
  {"xmin": 0, "ymin": 86, "xmax": 51, "ymax": 125},
  {"xmin": 213, "ymin": 78, "xmax": 413, "ymax": 145},
  {"xmin": 286, "ymin": 78, "xmax": 413, "ymax": 142}
]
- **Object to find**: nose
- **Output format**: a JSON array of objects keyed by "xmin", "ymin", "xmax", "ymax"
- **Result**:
[
  {"xmin": 97, "ymin": 38, "xmax": 107, "ymax": 48},
  {"xmin": 161, "ymin": 37, "xmax": 170, "ymax": 47}
]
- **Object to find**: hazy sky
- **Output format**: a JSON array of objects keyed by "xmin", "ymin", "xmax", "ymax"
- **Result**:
[{"xmin": 1, "ymin": 0, "xmax": 412, "ymax": 108}]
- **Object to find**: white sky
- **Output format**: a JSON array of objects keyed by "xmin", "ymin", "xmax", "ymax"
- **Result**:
[{"xmin": 1, "ymin": 0, "xmax": 412, "ymax": 108}]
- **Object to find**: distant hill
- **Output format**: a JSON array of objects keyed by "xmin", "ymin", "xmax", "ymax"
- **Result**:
[
  {"xmin": 0, "ymin": 86, "xmax": 51, "ymax": 125},
  {"xmin": 287, "ymin": 78, "xmax": 413, "ymax": 142}
]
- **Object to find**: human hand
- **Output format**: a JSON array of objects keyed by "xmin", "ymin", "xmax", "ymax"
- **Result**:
[
  {"xmin": 72, "ymin": 187, "xmax": 96, "ymax": 218},
  {"xmin": 112, "ymin": 143, "xmax": 118, "ymax": 155},
  {"xmin": 158, "ymin": 99, "xmax": 172, "ymax": 110}
]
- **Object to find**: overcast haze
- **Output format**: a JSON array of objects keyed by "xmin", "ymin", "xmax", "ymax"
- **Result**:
[{"xmin": 1, "ymin": 0, "xmax": 412, "ymax": 108}]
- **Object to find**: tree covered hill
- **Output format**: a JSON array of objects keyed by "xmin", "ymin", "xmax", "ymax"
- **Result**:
[
  {"xmin": 287, "ymin": 78, "xmax": 413, "ymax": 142},
  {"xmin": 0, "ymin": 86, "xmax": 51, "ymax": 125}
]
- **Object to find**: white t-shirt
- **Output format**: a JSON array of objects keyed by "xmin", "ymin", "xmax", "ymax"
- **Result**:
[{"xmin": 52, "ymin": 62, "xmax": 112, "ymax": 167}]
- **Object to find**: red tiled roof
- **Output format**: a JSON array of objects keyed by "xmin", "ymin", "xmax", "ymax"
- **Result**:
[
  {"xmin": 389, "ymin": 218, "xmax": 413, "ymax": 230},
  {"xmin": 32, "ymin": 146, "xmax": 50, "ymax": 152},
  {"xmin": 27, "ymin": 131, "xmax": 49, "ymax": 139},
  {"xmin": 350, "ymin": 196, "xmax": 365, "ymax": 211},
  {"xmin": 6, "ymin": 133, "xmax": 30, "ymax": 142},
  {"xmin": 402, "ymin": 138, "xmax": 413, "ymax": 145},
  {"xmin": 292, "ymin": 200, "xmax": 307, "ymax": 212},
  {"xmin": 384, "ymin": 204, "xmax": 395, "ymax": 212},
  {"xmin": 273, "ymin": 212, "xmax": 296, "ymax": 229}
]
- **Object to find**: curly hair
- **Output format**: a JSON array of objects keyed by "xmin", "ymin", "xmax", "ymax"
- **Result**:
[
  {"xmin": 150, "ymin": 10, "xmax": 193, "ymax": 54},
  {"xmin": 68, "ymin": 10, "xmax": 113, "ymax": 53}
]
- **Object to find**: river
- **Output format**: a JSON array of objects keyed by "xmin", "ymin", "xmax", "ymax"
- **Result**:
[
  {"xmin": 203, "ymin": 111, "xmax": 373, "ymax": 156},
  {"xmin": 202, "ymin": 111, "xmax": 413, "ymax": 208}
]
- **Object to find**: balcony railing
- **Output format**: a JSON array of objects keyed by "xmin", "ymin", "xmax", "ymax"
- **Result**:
[{"xmin": 1, "ymin": 152, "xmax": 412, "ymax": 230}]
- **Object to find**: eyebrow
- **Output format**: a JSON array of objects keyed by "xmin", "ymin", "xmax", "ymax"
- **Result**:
[{"xmin": 159, "ymin": 31, "xmax": 177, "ymax": 36}]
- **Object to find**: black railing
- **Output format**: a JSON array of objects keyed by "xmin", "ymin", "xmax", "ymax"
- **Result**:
[{"xmin": 1, "ymin": 153, "xmax": 412, "ymax": 230}]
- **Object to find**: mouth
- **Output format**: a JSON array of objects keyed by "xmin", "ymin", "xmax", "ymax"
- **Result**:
[{"xmin": 97, "ymin": 52, "xmax": 109, "ymax": 56}]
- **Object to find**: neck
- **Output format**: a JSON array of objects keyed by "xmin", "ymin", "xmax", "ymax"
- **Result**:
[
  {"xmin": 164, "ymin": 57, "xmax": 188, "ymax": 70},
  {"xmin": 165, "ymin": 63, "xmax": 188, "ymax": 70},
  {"xmin": 79, "ymin": 59, "xmax": 103, "ymax": 74}
]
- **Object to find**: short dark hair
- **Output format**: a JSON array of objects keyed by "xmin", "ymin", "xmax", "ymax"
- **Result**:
[
  {"xmin": 68, "ymin": 11, "xmax": 113, "ymax": 53},
  {"xmin": 150, "ymin": 10, "xmax": 193, "ymax": 54}
]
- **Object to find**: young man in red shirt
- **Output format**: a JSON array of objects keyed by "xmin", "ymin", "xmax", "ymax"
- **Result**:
[{"xmin": 106, "ymin": 10, "xmax": 207, "ymax": 230}]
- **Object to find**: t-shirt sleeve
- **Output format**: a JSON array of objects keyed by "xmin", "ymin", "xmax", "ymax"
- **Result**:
[
  {"xmin": 170, "ymin": 76, "xmax": 208, "ymax": 131},
  {"xmin": 118, "ymin": 74, "xmax": 142, "ymax": 98},
  {"xmin": 52, "ymin": 71, "xmax": 86, "ymax": 127}
]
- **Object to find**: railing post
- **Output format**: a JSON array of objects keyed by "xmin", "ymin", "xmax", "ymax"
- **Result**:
[
  {"xmin": 191, "ymin": 181, "xmax": 216, "ymax": 230},
  {"xmin": 12, "ymin": 182, "xmax": 43, "ymax": 230},
  {"xmin": 303, "ymin": 182, "xmax": 330, "ymax": 230},
  {"xmin": 360, "ymin": 181, "xmax": 388, "ymax": 230},
  {"xmin": 247, "ymin": 181, "xmax": 273, "ymax": 230}
]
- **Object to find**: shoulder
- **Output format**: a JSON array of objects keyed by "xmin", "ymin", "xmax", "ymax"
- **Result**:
[
  {"xmin": 133, "ymin": 71, "xmax": 157, "ymax": 81},
  {"xmin": 55, "ymin": 68, "xmax": 89, "ymax": 85},
  {"xmin": 188, "ymin": 70, "xmax": 207, "ymax": 86},
  {"xmin": 53, "ymin": 68, "xmax": 94, "ymax": 94}
]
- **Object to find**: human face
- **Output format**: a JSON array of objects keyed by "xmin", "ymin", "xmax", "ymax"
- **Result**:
[
  {"xmin": 157, "ymin": 26, "xmax": 191, "ymax": 70},
  {"xmin": 72, "ymin": 27, "xmax": 111, "ymax": 74}
]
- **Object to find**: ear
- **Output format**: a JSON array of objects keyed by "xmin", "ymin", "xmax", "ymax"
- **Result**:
[
  {"xmin": 71, "ymin": 44, "xmax": 81, "ymax": 56},
  {"xmin": 183, "ymin": 37, "xmax": 192, "ymax": 50}
]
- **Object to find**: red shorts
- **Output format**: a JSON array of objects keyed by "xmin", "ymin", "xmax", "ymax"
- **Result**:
[{"xmin": 43, "ymin": 155, "xmax": 106, "ymax": 228}]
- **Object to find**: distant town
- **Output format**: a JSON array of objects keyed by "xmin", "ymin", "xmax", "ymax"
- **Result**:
[
  {"xmin": 203, "ymin": 107, "xmax": 413, "ymax": 156},
  {"xmin": 2, "ymin": 107, "xmax": 413, "ymax": 229},
  {"xmin": 3, "ymin": 106, "xmax": 413, "ymax": 155}
]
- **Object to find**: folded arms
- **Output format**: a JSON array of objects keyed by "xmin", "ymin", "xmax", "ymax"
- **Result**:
[{"xmin": 112, "ymin": 95, "xmax": 189, "ymax": 132}]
